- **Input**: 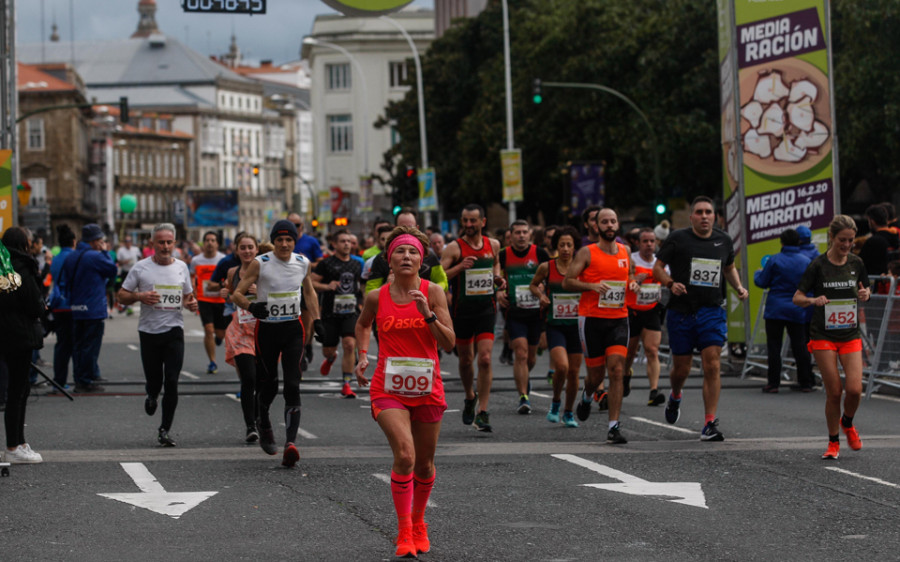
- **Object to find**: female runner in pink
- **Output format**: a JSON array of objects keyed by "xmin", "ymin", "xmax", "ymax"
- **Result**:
[{"xmin": 355, "ymin": 226, "xmax": 455, "ymax": 559}]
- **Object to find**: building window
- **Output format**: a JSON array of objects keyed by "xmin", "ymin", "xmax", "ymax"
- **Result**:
[
  {"xmin": 159, "ymin": 119, "xmax": 171, "ymax": 132},
  {"xmin": 26, "ymin": 178, "xmax": 47, "ymax": 204},
  {"xmin": 389, "ymin": 61, "xmax": 409, "ymax": 88},
  {"xmin": 328, "ymin": 114, "xmax": 353, "ymax": 153},
  {"xmin": 326, "ymin": 63, "xmax": 351, "ymax": 91},
  {"xmin": 26, "ymin": 118, "xmax": 45, "ymax": 151}
]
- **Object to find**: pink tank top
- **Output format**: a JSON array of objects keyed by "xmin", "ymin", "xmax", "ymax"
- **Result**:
[{"xmin": 370, "ymin": 280, "xmax": 445, "ymax": 407}]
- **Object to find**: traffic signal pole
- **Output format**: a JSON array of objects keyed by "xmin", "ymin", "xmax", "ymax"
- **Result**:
[
  {"xmin": 501, "ymin": 0, "xmax": 516, "ymax": 223},
  {"xmin": 540, "ymin": 81, "xmax": 663, "ymax": 219}
]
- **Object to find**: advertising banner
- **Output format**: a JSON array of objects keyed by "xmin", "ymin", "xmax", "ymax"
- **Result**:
[
  {"xmin": 318, "ymin": 190, "xmax": 333, "ymax": 223},
  {"xmin": 185, "ymin": 188, "xmax": 240, "ymax": 228},
  {"xmin": 0, "ymin": 150, "xmax": 12, "ymax": 235},
  {"xmin": 718, "ymin": 0, "xmax": 837, "ymax": 344},
  {"xmin": 568, "ymin": 162, "xmax": 605, "ymax": 217},
  {"xmin": 358, "ymin": 176, "xmax": 373, "ymax": 213},
  {"xmin": 500, "ymin": 149, "xmax": 523, "ymax": 203},
  {"xmin": 418, "ymin": 167, "xmax": 437, "ymax": 212}
]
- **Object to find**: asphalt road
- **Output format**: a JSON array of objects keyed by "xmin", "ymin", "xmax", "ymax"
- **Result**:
[{"xmin": 3, "ymin": 310, "xmax": 900, "ymax": 561}]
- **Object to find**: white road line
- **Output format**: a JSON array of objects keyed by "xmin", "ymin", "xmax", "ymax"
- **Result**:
[
  {"xmin": 225, "ymin": 394, "xmax": 240, "ymax": 403},
  {"xmin": 529, "ymin": 391, "xmax": 552, "ymax": 399},
  {"xmin": 297, "ymin": 428, "xmax": 318, "ymax": 440},
  {"xmin": 872, "ymin": 394, "xmax": 900, "ymax": 404},
  {"xmin": 180, "ymin": 371, "xmax": 199, "ymax": 380},
  {"xmin": 630, "ymin": 416, "xmax": 696, "ymax": 435},
  {"xmin": 825, "ymin": 467, "xmax": 900, "ymax": 489},
  {"xmin": 127, "ymin": 344, "xmax": 139, "ymax": 351},
  {"xmin": 446, "ymin": 409, "xmax": 460, "ymax": 413},
  {"xmin": 372, "ymin": 473, "xmax": 437, "ymax": 507}
]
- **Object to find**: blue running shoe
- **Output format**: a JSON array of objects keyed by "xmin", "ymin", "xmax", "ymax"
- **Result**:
[
  {"xmin": 546, "ymin": 401, "xmax": 561, "ymax": 423},
  {"xmin": 517, "ymin": 395, "xmax": 532, "ymax": 415},
  {"xmin": 665, "ymin": 394, "xmax": 681, "ymax": 424},
  {"xmin": 562, "ymin": 411, "xmax": 579, "ymax": 428},
  {"xmin": 207, "ymin": 361, "xmax": 218, "ymax": 374}
]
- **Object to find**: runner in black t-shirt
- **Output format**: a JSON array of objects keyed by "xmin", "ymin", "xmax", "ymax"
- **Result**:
[
  {"xmin": 653, "ymin": 196, "xmax": 748, "ymax": 442},
  {"xmin": 794, "ymin": 215, "xmax": 871, "ymax": 460},
  {"xmin": 498, "ymin": 220, "xmax": 550, "ymax": 414},
  {"xmin": 310, "ymin": 229, "xmax": 363, "ymax": 398}
]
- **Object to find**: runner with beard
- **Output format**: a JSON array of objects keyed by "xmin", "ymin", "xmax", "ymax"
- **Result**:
[
  {"xmin": 311, "ymin": 229, "xmax": 363, "ymax": 399},
  {"xmin": 564, "ymin": 208, "xmax": 638, "ymax": 444},
  {"xmin": 441, "ymin": 204, "xmax": 506, "ymax": 432}
]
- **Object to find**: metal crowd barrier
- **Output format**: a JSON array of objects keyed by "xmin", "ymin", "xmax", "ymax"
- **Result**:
[
  {"xmin": 863, "ymin": 275, "xmax": 900, "ymax": 399},
  {"xmin": 740, "ymin": 290, "xmax": 798, "ymax": 381}
]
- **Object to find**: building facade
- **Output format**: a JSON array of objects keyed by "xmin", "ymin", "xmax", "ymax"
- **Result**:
[
  {"xmin": 302, "ymin": 9, "xmax": 435, "ymax": 224},
  {"xmin": 434, "ymin": 0, "xmax": 487, "ymax": 38}
]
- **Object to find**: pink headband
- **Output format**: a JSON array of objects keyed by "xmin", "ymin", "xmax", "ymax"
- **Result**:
[{"xmin": 388, "ymin": 234, "xmax": 425, "ymax": 261}]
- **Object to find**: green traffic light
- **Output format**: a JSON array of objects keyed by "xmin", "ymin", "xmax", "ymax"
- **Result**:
[
  {"xmin": 533, "ymin": 94, "xmax": 542, "ymax": 104},
  {"xmin": 392, "ymin": 205, "xmax": 402, "ymax": 216},
  {"xmin": 655, "ymin": 203, "xmax": 666, "ymax": 214}
]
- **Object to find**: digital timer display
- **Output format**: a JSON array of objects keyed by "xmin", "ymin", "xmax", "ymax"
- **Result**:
[{"xmin": 182, "ymin": 0, "xmax": 266, "ymax": 15}]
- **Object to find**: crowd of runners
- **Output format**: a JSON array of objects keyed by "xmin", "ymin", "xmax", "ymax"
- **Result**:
[{"xmin": 1, "ymin": 196, "xmax": 877, "ymax": 559}]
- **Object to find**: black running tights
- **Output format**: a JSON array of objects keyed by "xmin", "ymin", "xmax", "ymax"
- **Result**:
[
  {"xmin": 139, "ymin": 328, "xmax": 184, "ymax": 431},
  {"xmin": 233, "ymin": 353, "xmax": 258, "ymax": 427}
]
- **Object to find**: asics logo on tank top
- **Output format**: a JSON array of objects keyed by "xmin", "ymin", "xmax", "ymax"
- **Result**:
[{"xmin": 380, "ymin": 315, "xmax": 426, "ymax": 332}]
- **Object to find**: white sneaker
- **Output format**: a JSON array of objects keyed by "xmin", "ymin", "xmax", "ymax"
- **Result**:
[
  {"xmin": 22, "ymin": 444, "xmax": 43, "ymax": 462},
  {"xmin": 5, "ymin": 444, "xmax": 42, "ymax": 464}
]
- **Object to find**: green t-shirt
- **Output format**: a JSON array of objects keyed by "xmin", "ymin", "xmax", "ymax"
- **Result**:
[{"xmin": 797, "ymin": 253, "xmax": 868, "ymax": 342}]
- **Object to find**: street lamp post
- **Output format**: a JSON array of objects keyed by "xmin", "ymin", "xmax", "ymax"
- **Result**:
[
  {"xmin": 380, "ymin": 15, "xmax": 435, "ymax": 227},
  {"xmin": 501, "ymin": 0, "xmax": 516, "ymax": 223}
]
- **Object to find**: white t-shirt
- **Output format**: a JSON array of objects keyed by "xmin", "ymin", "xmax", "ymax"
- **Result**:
[
  {"xmin": 255, "ymin": 251, "xmax": 310, "ymax": 323},
  {"xmin": 117, "ymin": 245, "xmax": 143, "ymax": 273},
  {"xmin": 122, "ymin": 258, "xmax": 193, "ymax": 334}
]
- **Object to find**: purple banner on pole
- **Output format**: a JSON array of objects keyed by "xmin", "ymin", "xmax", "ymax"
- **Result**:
[
  {"xmin": 569, "ymin": 163, "xmax": 605, "ymax": 216},
  {"xmin": 737, "ymin": 8, "xmax": 824, "ymax": 68},
  {"xmin": 745, "ymin": 179, "xmax": 834, "ymax": 244}
]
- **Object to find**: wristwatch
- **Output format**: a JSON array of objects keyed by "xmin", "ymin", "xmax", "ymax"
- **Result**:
[{"xmin": 425, "ymin": 313, "xmax": 438, "ymax": 324}]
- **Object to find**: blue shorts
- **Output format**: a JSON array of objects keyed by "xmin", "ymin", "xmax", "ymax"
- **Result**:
[
  {"xmin": 547, "ymin": 324, "xmax": 582, "ymax": 355},
  {"xmin": 507, "ymin": 314, "xmax": 544, "ymax": 346},
  {"xmin": 666, "ymin": 307, "xmax": 727, "ymax": 355}
]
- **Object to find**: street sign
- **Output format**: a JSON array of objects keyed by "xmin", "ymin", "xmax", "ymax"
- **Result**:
[
  {"xmin": 98, "ymin": 462, "xmax": 218, "ymax": 519},
  {"xmin": 181, "ymin": 0, "xmax": 266, "ymax": 15},
  {"xmin": 553, "ymin": 454, "xmax": 708, "ymax": 509}
]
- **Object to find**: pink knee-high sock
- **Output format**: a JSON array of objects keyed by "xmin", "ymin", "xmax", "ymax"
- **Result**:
[
  {"xmin": 390, "ymin": 471, "xmax": 414, "ymax": 530},
  {"xmin": 412, "ymin": 471, "xmax": 436, "ymax": 523}
]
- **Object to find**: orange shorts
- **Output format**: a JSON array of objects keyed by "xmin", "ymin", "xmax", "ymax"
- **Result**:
[{"xmin": 807, "ymin": 338, "xmax": 862, "ymax": 355}]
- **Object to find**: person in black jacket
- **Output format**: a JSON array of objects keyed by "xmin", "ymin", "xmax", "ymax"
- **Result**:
[
  {"xmin": 859, "ymin": 204, "xmax": 900, "ymax": 276},
  {"xmin": 0, "ymin": 227, "xmax": 47, "ymax": 464}
]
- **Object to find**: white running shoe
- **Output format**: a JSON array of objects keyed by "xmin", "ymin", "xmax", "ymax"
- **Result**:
[{"xmin": 5, "ymin": 444, "xmax": 43, "ymax": 464}]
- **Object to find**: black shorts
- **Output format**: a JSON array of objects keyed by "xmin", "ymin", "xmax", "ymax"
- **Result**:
[
  {"xmin": 321, "ymin": 314, "xmax": 359, "ymax": 347},
  {"xmin": 453, "ymin": 312, "xmax": 496, "ymax": 344},
  {"xmin": 628, "ymin": 306, "xmax": 662, "ymax": 339},
  {"xmin": 547, "ymin": 323, "xmax": 581, "ymax": 355},
  {"xmin": 198, "ymin": 301, "xmax": 230, "ymax": 331},
  {"xmin": 506, "ymin": 314, "xmax": 544, "ymax": 345},
  {"xmin": 578, "ymin": 316, "xmax": 629, "ymax": 365}
]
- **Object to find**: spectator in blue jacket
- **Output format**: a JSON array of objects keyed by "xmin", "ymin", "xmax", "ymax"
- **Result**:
[
  {"xmin": 64, "ymin": 224, "xmax": 117, "ymax": 393},
  {"xmin": 754, "ymin": 229, "xmax": 815, "ymax": 393},
  {"xmin": 48, "ymin": 224, "xmax": 77, "ymax": 388},
  {"xmin": 796, "ymin": 225, "xmax": 820, "ymax": 262}
]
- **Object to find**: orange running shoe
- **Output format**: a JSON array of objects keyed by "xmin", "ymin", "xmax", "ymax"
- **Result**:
[
  {"xmin": 320, "ymin": 355, "xmax": 336, "ymax": 376},
  {"xmin": 821, "ymin": 441, "xmax": 840, "ymax": 460},
  {"xmin": 341, "ymin": 382, "xmax": 357, "ymax": 399},
  {"xmin": 412, "ymin": 522, "xmax": 430, "ymax": 554},
  {"xmin": 281, "ymin": 443, "xmax": 299, "ymax": 468},
  {"xmin": 394, "ymin": 527, "xmax": 417, "ymax": 559},
  {"xmin": 842, "ymin": 424, "xmax": 863, "ymax": 451}
]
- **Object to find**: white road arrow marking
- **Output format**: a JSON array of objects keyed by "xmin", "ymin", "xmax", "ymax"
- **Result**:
[
  {"xmin": 98, "ymin": 462, "xmax": 218, "ymax": 519},
  {"xmin": 553, "ymin": 453, "xmax": 708, "ymax": 509}
]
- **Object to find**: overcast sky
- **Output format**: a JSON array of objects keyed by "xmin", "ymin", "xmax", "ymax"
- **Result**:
[{"xmin": 17, "ymin": 0, "xmax": 434, "ymax": 65}]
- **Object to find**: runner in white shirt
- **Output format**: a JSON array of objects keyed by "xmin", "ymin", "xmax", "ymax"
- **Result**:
[
  {"xmin": 117, "ymin": 223, "xmax": 198, "ymax": 447},
  {"xmin": 233, "ymin": 220, "xmax": 324, "ymax": 468}
]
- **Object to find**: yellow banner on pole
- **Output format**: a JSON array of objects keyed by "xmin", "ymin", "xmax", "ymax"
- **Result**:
[{"xmin": 501, "ymin": 149, "xmax": 523, "ymax": 203}]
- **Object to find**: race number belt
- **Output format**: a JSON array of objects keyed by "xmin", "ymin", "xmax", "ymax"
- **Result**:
[
  {"xmin": 267, "ymin": 291, "xmax": 300, "ymax": 322},
  {"xmin": 636, "ymin": 284, "xmax": 661, "ymax": 306},
  {"xmin": 825, "ymin": 299, "xmax": 857, "ymax": 330},
  {"xmin": 153, "ymin": 284, "xmax": 183, "ymax": 311},
  {"xmin": 552, "ymin": 293, "xmax": 579, "ymax": 320},
  {"xmin": 384, "ymin": 357, "xmax": 435, "ymax": 396},
  {"xmin": 690, "ymin": 258, "xmax": 721, "ymax": 287},
  {"xmin": 598, "ymin": 280, "xmax": 626, "ymax": 308},
  {"xmin": 514, "ymin": 284, "xmax": 539, "ymax": 310},
  {"xmin": 237, "ymin": 295, "xmax": 257, "ymax": 324},
  {"xmin": 333, "ymin": 293, "xmax": 357, "ymax": 315},
  {"xmin": 465, "ymin": 268, "xmax": 493, "ymax": 296}
]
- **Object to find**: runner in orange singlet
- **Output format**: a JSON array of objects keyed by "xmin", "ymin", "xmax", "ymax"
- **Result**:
[
  {"xmin": 355, "ymin": 227, "xmax": 455, "ymax": 559},
  {"xmin": 563, "ymin": 208, "xmax": 639, "ymax": 444}
]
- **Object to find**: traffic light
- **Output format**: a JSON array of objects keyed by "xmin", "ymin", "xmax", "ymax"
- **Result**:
[
  {"xmin": 311, "ymin": 219, "xmax": 319, "ymax": 228},
  {"xmin": 119, "ymin": 96, "xmax": 129, "ymax": 123},
  {"xmin": 392, "ymin": 205, "xmax": 402, "ymax": 216},
  {"xmin": 532, "ymin": 78, "xmax": 542, "ymax": 104},
  {"xmin": 655, "ymin": 202, "xmax": 667, "ymax": 215},
  {"xmin": 334, "ymin": 217, "xmax": 348, "ymax": 226},
  {"xmin": 252, "ymin": 166, "xmax": 260, "ymax": 177}
]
